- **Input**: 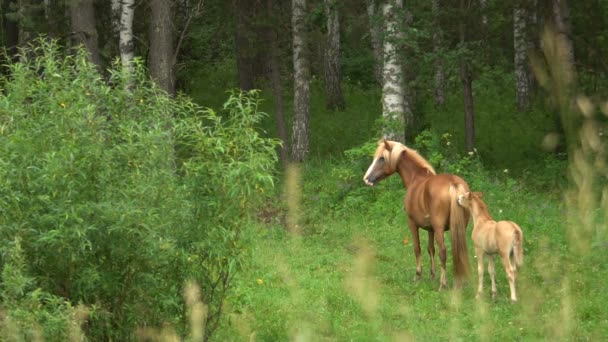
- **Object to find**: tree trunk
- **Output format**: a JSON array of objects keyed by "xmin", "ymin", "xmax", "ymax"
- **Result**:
[
  {"xmin": 432, "ymin": 0, "xmax": 445, "ymax": 106},
  {"xmin": 111, "ymin": 0, "xmax": 121, "ymax": 37},
  {"xmin": 2, "ymin": 0, "xmax": 19, "ymax": 62},
  {"xmin": 402, "ymin": 8, "xmax": 415, "ymax": 143},
  {"xmin": 234, "ymin": 0, "xmax": 256, "ymax": 91},
  {"xmin": 460, "ymin": 0, "xmax": 475, "ymax": 152},
  {"xmin": 265, "ymin": 0, "xmax": 289, "ymax": 165},
  {"xmin": 381, "ymin": 0, "xmax": 405, "ymax": 142},
  {"xmin": 366, "ymin": 0, "xmax": 383, "ymax": 85},
  {"xmin": 323, "ymin": 0, "xmax": 345, "ymax": 111},
  {"xmin": 70, "ymin": 0, "xmax": 102, "ymax": 70},
  {"xmin": 119, "ymin": 0, "xmax": 135, "ymax": 79},
  {"xmin": 149, "ymin": 0, "xmax": 175, "ymax": 95},
  {"xmin": 514, "ymin": 1, "xmax": 531, "ymax": 111},
  {"xmin": 291, "ymin": 0, "xmax": 310, "ymax": 162}
]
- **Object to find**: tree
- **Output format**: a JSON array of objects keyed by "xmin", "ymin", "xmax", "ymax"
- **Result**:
[
  {"xmin": 323, "ymin": 0, "xmax": 345, "ymax": 110},
  {"xmin": 119, "ymin": 0, "xmax": 135, "ymax": 79},
  {"xmin": 381, "ymin": 0, "xmax": 405, "ymax": 141},
  {"xmin": 234, "ymin": 0, "xmax": 258, "ymax": 91},
  {"xmin": 432, "ymin": 0, "xmax": 445, "ymax": 106},
  {"xmin": 460, "ymin": 0, "xmax": 475, "ymax": 152},
  {"xmin": 265, "ymin": 0, "xmax": 289, "ymax": 165},
  {"xmin": 149, "ymin": 0, "xmax": 175, "ymax": 95},
  {"xmin": 514, "ymin": 1, "xmax": 531, "ymax": 111},
  {"xmin": 291, "ymin": 0, "xmax": 311, "ymax": 162},
  {"xmin": 366, "ymin": 0, "xmax": 383, "ymax": 85},
  {"xmin": 69, "ymin": 0, "xmax": 102, "ymax": 70}
]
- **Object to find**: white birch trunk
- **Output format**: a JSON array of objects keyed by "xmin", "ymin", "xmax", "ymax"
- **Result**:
[
  {"xmin": 381, "ymin": 0, "xmax": 405, "ymax": 141},
  {"xmin": 323, "ymin": 0, "xmax": 345, "ymax": 110},
  {"xmin": 120, "ymin": 0, "xmax": 135, "ymax": 79}
]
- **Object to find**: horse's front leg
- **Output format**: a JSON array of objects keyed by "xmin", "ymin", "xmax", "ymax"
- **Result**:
[
  {"xmin": 427, "ymin": 230, "xmax": 436, "ymax": 279},
  {"xmin": 433, "ymin": 227, "xmax": 447, "ymax": 290},
  {"xmin": 408, "ymin": 219, "xmax": 422, "ymax": 281}
]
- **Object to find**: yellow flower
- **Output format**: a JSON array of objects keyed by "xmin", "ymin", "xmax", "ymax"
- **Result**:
[
  {"xmin": 60, "ymin": 103, "xmax": 66, "ymax": 108},
  {"xmin": 139, "ymin": 98, "xmax": 144, "ymax": 104},
  {"xmin": 256, "ymin": 278, "xmax": 264, "ymax": 285}
]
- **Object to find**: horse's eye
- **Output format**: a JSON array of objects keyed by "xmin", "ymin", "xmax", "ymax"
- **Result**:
[{"xmin": 378, "ymin": 157, "xmax": 385, "ymax": 163}]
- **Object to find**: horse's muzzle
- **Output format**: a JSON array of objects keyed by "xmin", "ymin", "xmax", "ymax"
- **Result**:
[{"xmin": 363, "ymin": 177, "xmax": 375, "ymax": 186}]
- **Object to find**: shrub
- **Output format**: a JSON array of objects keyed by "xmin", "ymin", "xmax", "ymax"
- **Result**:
[{"xmin": 0, "ymin": 39, "xmax": 279, "ymax": 340}]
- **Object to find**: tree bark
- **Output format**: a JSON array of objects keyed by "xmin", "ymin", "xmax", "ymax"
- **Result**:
[
  {"xmin": 234, "ymin": 0, "xmax": 256, "ymax": 91},
  {"xmin": 323, "ymin": 0, "xmax": 345, "ymax": 111},
  {"xmin": 366, "ymin": 0, "xmax": 383, "ymax": 85},
  {"xmin": 514, "ymin": 1, "xmax": 531, "ymax": 111},
  {"xmin": 432, "ymin": 0, "xmax": 445, "ymax": 106},
  {"xmin": 291, "ymin": 0, "xmax": 310, "ymax": 162},
  {"xmin": 119, "ymin": 0, "xmax": 136, "ymax": 79},
  {"xmin": 70, "ymin": 0, "xmax": 102, "ymax": 70},
  {"xmin": 460, "ymin": 0, "xmax": 475, "ymax": 152},
  {"xmin": 381, "ymin": 0, "xmax": 405, "ymax": 142},
  {"xmin": 149, "ymin": 0, "xmax": 175, "ymax": 95},
  {"xmin": 265, "ymin": 0, "xmax": 289, "ymax": 165}
]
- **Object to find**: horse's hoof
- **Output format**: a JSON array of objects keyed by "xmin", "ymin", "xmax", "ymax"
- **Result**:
[
  {"xmin": 429, "ymin": 273, "xmax": 436, "ymax": 280},
  {"xmin": 491, "ymin": 292, "xmax": 497, "ymax": 301},
  {"xmin": 438, "ymin": 284, "xmax": 447, "ymax": 291},
  {"xmin": 475, "ymin": 293, "xmax": 482, "ymax": 300},
  {"xmin": 511, "ymin": 298, "xmax": 518, "ymax": 304},
  {"xmin": 413, "ymin": 273, "xmax": 422, "ymax": 282}
]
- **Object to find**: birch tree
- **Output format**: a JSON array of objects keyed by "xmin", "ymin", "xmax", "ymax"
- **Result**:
[
  {"xmin": 291, "ymin": 0, "xmax": 310, "ymax": 162},
  {"xmin": 149, "ymin": 0, "xmax": 175, "ymax": 95},
  {"xmin": 381, "ymin": 0, "xmax": 405, "ymax": 141},
  {"xmin": 119, "ymin": 0, "xmax": 135, "ymax": 80},
  {"xmin": 514, "ymin": 1, "xmax": 531, "ymax": 111},
  {"xmin": 323, "ymin": 0, "xmax": 345, "ymax": 110}
]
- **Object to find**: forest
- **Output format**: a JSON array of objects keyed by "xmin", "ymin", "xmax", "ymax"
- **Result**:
[{"xmin": 0, "ymin": 0, "xmax": 607, "ymax": 341}]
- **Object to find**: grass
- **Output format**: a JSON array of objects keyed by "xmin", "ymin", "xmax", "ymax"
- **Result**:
[{"xmin": 213, "ymin": 160, "xmax": 608, "ymax": 341}]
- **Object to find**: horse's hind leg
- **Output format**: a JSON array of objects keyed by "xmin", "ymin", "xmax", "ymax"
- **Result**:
[
  {"xmin": 409, "ymin": 220, "xmax": 422, "ymax": 281},
  {"xmin": 500, "ymin": 251, "xmax": 517, "ymax": 303},
  {"xmin": 433, "ymin": 227, "xmax": 448, "ymax": 290},
  {"xmin": 475, "ymin": 247, "xmax": 485, "ymax": 299},
  {"xmin": 488, "ymin": 256, "xmax": 497, "ymax": 300},
  {"xmin": 428, "ymin": 230, "xmax": 436, "ymax": 279}
]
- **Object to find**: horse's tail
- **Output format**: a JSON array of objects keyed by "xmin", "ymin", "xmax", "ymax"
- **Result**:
[
  {"xmin": 512, "ymin": 224, "xmax": 524, "ymax": 267},
  {"xmin": 449, "ymin": 183, "xmax": 469, "ymax": 283}
]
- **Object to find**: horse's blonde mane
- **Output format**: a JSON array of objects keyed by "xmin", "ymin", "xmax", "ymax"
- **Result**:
[{"xmin": 384, "ymin": 140, "xmax": 436, "ymax": 175}]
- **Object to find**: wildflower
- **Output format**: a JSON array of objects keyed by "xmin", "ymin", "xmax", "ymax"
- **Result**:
[
  {"xmin": 503, "ymin": 169, "xmax": 509, "ymax": 173},
  {"xmin": 60, "ymin": 102, "xmax": 66, "ymax": 108},
  {"xmin": 499, "ymin": 209, "xmax": 503, "ymax": 214},
  {"xmin": 140, "ymin": 98, "xmax": 144, "ymax": 104},
  {"xmin": 468, "ymin": 151, "xmax": 474, "ymax": 156},
  {"xmin": 256, "ymin": 278, "xmax": 264, "ymax": 285},
  {"xmin": 446, "ymin": 142, "xmax": 451, "ymax": 146}
]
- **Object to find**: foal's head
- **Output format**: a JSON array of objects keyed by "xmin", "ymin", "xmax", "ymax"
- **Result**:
[{"xmin": 457, "ymin": 191, "xmax": 483, "ymax": 209}]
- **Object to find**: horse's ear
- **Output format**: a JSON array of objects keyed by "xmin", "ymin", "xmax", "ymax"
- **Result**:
[
  {"xmin": 383, "ymin": 139, "xmax": 393, "ymax": 151},
  {"xmin": 463, "ymin": 191, "xmax": 471, "ymax": 199}
]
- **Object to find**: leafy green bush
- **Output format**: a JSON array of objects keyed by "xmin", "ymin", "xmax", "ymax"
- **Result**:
[{"xmin": 0, "ymin": 39, "xmax": 279, "ymax": 340}]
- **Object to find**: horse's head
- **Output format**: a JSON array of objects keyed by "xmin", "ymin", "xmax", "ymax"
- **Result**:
[
  {"xmin": 363, "ymin": 139, "xmax": 402, "ymax": 186},
  {"xmin": 457, "ymin": 191, "xmax": 483, "ymax": 208}
]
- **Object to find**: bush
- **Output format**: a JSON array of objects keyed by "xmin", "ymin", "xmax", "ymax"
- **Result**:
[{"xmin": 0, "ymin": 39, "xmax": 279, "ymax": 340}]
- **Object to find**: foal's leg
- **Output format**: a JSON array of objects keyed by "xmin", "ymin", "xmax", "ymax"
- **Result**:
[
  {"xmin": 428, "ymin": 230, "xmax": 436, "ymax": 279},
  {"xmin": 500, "ymin": 251, "xmax": 517, "ymax": 303},
  {"xmin": 475, "ymin": 247, "xmax": 485, "ymax": 299},
  {"xmin": 488, "ymin": 256, "xmax": 497, "ymax": 300},
  {"xmin": 408, "ymin": 220, "xmax": 422, "ymax": 281},
  {"xmin": 433, "ymin": 227, "xmax": 448, "ymax": 290}
]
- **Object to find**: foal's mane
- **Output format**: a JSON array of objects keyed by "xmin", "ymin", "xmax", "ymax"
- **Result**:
[
  {"xmin": 470, "ymin": 192, "xmax": 492, "ymax": 220},
  {"xmin": 386, "ymin": 140, "xmax": 436, "ymax": 175}
]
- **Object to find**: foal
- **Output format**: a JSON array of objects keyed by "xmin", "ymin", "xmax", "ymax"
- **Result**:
[{"xmin": 457, "ymin": 192, "xmax": 524, "ymax": 302}]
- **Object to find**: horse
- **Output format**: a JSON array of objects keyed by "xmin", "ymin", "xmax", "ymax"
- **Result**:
[
  {"xmin": 457, "ymin": 191, "xmax": 524, "ymax": 302},
  {"xmin": 363, "ymin": 139, "xmax": 470, "ymax": 289}
]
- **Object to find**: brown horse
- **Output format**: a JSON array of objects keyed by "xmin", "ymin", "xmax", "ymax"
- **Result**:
[
  {"xmin": 457, "ymin": 191, "xmax": 524, "ymax": 302},
  {"xmin": 363, "ymin": 139, "xmax": 470, "ymax": 289}
]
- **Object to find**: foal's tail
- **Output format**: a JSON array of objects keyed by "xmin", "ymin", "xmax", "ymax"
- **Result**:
[
  {"xmin": 449, "ymin": 183, "xmax": 469, "ymax": 282},
  {"xmin": 512, "ymin": 224, "xmax": 524, "ymax": 267}
]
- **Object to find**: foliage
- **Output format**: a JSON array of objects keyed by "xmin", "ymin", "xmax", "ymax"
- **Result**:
[{"xmin": 0, "ymin": 39, "xmax": 279, "ymax": 340}]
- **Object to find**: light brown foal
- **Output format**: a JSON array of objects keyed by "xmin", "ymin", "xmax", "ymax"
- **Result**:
[{"xmin": 457, "ymin": 192, "xmax": 524, "ymax": 302}]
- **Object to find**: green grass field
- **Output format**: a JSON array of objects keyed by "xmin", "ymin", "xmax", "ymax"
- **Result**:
[{"xmin": 213, "ymin": 161, "xmax": 608, "ymax": 341}]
